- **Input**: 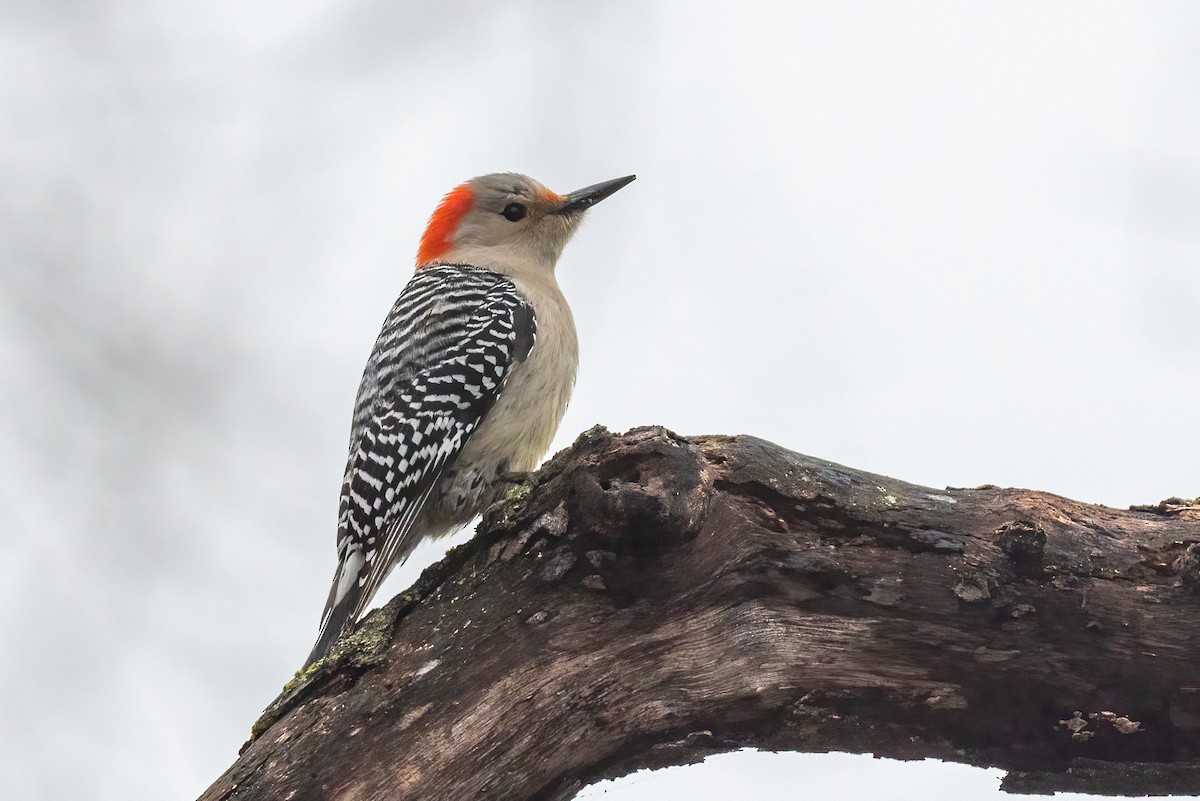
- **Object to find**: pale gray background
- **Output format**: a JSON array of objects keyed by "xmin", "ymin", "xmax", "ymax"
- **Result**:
[{"xmin": 2, "ymin": 2, "xmax": 1197, "ymax": 799}]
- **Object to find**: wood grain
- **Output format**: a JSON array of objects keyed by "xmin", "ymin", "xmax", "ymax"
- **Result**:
[{"xmin": 200, "ymin": 426, "xmax": 1200, "ymax": 800}]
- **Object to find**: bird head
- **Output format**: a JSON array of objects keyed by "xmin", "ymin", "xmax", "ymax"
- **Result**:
[{"xmin": 416, "ymin": 173, "xmax": 635, "ymax": 273}]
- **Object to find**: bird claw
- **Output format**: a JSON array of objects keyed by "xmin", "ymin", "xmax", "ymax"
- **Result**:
[
  {"xmin": 496, "ymin": 470, "xmax": 533, "ymax": 485},
  {"xmin": 495, "ymin": 470, "xmax": 540, "ymax": 505},
  {"xmin": 483, "ymin": 471, "xmax": 540, "ymax": 528}
]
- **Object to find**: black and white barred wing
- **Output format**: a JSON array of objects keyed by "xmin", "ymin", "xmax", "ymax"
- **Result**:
[{"xmin": 305, "ymin": 267, "xmax": 534, "ymax": 666}]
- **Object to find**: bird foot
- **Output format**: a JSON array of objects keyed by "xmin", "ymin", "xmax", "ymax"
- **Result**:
[
  {"xmin": 496, "ymin": 470, "xmax": 534, "ymax": 485},
  {"xmin": 495, "ymin": 470, "xmax": 540, "ymax": 506},
  {"xmin": 482, "ymin": 471, "xmax": 540, "ymax": 529}
]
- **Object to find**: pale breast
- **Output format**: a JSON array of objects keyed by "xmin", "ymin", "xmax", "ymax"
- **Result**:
[{"xmin": 426, "ymin": 274, "xmax": 579, "ymax": 530}]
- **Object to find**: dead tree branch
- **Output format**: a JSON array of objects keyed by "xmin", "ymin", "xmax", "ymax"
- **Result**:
[{"xmin": 201, "ymin": 427, "xmax": 1200, "ymax": 800}]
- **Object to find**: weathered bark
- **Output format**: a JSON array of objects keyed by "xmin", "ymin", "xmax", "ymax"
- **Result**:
[{"xmin": 201, "ymin": 427, "xmax": 1200, "ymax": 801}]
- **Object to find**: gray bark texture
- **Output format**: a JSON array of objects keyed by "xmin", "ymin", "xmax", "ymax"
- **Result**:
[{"xmin": 200, "ymin": 426, "xmax": 1200, "ymax": 801}]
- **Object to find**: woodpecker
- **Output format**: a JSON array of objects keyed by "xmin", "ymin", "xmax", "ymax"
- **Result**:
[{"xmin": 304, "ymin": 172, "xmax": 635, "ymax": 667}]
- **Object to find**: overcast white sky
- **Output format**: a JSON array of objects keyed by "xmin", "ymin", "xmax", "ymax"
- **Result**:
[{"xmin": 2, "ymin": 2, "xmax": 1197, "ymax": 799}]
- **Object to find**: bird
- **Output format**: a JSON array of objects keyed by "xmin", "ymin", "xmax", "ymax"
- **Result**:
[{"xmin": 303, "ymin": 172, "xmax": 636, "ymax": 668}]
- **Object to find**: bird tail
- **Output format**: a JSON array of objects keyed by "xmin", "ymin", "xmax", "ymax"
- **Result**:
[{"xmin": 301, "ymin": 556, "xmax": 366, "ymax": 670}]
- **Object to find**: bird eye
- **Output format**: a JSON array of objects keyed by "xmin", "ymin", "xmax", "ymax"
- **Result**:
[{"xmin": 502, "ymin": 202, "xmax": 527, "ymax": 222}]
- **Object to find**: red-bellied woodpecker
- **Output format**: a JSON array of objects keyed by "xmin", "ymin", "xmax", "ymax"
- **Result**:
[{"xmin": 304, "ymin": 172, "xmax": 635, "ymax": 667}]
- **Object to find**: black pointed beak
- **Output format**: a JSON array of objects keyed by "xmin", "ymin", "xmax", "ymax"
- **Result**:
[{"xmin": 554, "ymin": 174, "xmax": 636, "ymax": 215}]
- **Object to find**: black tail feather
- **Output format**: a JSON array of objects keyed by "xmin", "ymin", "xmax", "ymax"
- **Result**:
[{"xmin": 302, "ymin": 587, "xmax": 359, "ymax": 670}]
